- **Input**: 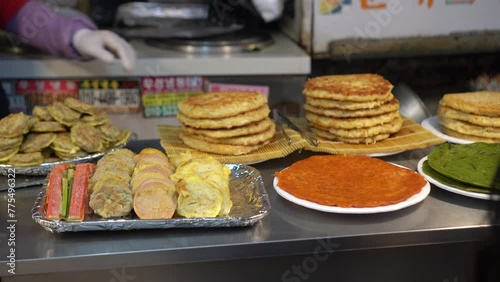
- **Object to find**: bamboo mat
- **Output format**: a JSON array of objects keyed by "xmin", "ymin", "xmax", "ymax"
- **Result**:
[{"xmin": 158, "ymin": 116, "xmax": 445, "ymax": 163}]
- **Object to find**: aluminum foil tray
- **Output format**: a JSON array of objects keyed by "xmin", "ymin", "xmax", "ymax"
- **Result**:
[
  {"xmin": 32, "ymin": 164, "xmax": 271, "ymax": 232},
  {"xmin": 0, "ymin": 143, "xmax": 128, "ymax": 176}
]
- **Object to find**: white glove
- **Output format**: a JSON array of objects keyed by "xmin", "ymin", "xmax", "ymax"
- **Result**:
[
  {"xmin": 251, "ymin": 0, "xmax": 285, "ymax": 22},
  {"xmin": 72, "ymin": 29, "xmax": 136, "ymax": 72}
]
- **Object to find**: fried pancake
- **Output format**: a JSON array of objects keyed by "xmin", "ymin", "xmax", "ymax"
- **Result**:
[
  {"xmin": 182, "ymin": 122, "xmax": 275, "ymax": 146},
  {"xmin": 51, "ymin": 133, "xmax": 80, "ymax": 153},
  {"xmin": 98, "ymin": 122, "xmax": 121, "ymax": 142},
  {"xmin": 32, "ymin": 106, "xmax": 54, "ymax": 121},
  {"xmin": 305, "ymin": 93, "xmax": 394, "ymax": 110},
  {"xmin": 89, "ymin": 184, "xmax": 133, "ymax": 218},
  {"xmin": 0, "ymin": 136, "xmax": 23, "ymax": 151},
  {"xmin": 0, "ymin": 112, "xmax": 30, "ymax": 138},
  {"xmin": 439, "ymin": 116, "xmax": 500, "ymax": 139},
  {"xmin": 275, "ymin": 155, "xmax": 427, "ymax": 208},
  {"xmin": 181, "ymin": 118, "xmax": 274, "ymax": 139},
  {"xmin": 310, "ymin": 125, "xmax": 391, "ymax": 144},
  {"xmin": 70, "ymin": 122, "xmax": 103, "ymax": 153},
  {"xmin": 64, "ymin": 97, "xmax": 96, "ymax": 115},
  {"xmin": 8, "ymin": 152, "xmax": 44, "ymax": 166},
  {"xmin": 313, "ymin": 115, "xmax": 403, "ymax": 138},
  {"xmin": 80, "ymin": 110, "xmax": 108, "ymax": 126},
  {"xmin": 20, "ymin": 133, "xmax": 56, "ymax": 153},
  {"xmin": 438, "ymin": 106, "xmax": 500, "ymax": 127},
  {"xmin": 439, "ymin": 91, "xmax": 500, "ymax": 117},
  {"xmin": 47, "ymin": 102, "xmax": 81, "ymax": 127},
  {"xmin": 112, "ymin": 129, "xmax": 132, "ymax": 147},
  {"xmin": 179, "ymin": 132, "xmax": 270, "ymax": 155},
  {"xmin": 177, "ymin": 105, "xmax": 270, "ymax": 129},
  {"xmin": 178, "ymin": 91, "xmax": 268, "ymax": 119},
  {"xmin": 30, "ymin": 121, "xmax": 67, "ymax": 133},
  {"xmin": 0, "ymin": 147, "xmax": 19, "ymax": 162},
  {"xmin": 306, "ymin": 111, "xmax": 400, "ymax": 129},
  {"xmin": 304, "ymin": 98, "xmax": 400, "ymax": 118},
  {"xmin": 441, "ymin": 127, "xmax": 500, "ymax": 143},
  {"xmin": 303, "ymin": 74, "xmax": 393, "ymax": 102},
  {"xmin": 175, "ymin": 175, "xmax": 223, "ymax": 218}
]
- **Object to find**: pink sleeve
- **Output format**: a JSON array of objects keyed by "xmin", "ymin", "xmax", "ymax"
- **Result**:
[{"xmin": 4, "ymin": 0, "xmax": 97, "ymax": 59}]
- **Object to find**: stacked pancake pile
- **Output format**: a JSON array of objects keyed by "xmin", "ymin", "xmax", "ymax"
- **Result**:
[
  {"xmin": 0, "ymin": 98, "xmax": 131, "ymax": 166},
  {"xmin": 303, "ymin": 74, "xmax": 403, "ymax": 144},
  {"xmin": 438, "ymin": 91, "xmax": 500, "ymax": 143},
  {"xmin": 177, "ymin": 91, "xmax": 275, "ymax": 155}
]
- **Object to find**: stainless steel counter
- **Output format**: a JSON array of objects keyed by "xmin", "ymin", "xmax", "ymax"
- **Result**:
[{"xmin": 1, "ymin": 139, "xmax": 499, "ymax": 279}]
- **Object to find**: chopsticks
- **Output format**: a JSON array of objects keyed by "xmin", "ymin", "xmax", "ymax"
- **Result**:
[{"xmin": 272, "ymin": 109, "xmax": 319, "ymax": 147}]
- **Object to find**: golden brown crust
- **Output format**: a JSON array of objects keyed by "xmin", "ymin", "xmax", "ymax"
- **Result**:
[
  {"xmin": 177, "ymin": 105, "xmax": 270, "ymax": 129},
  {"xmin": 303, "ymin": 74, "xmax": 393, "ymax": 102},
  {"xmin": 181, "ymin": 118, "xmax": 274, "ymax": 139},
  {"xmin": 439, "ymin": 91, "xmax": 500, "ymax": 117},
  {"xmin": 182, "ymin": 122, "xmax": 275, "ymax": 146},
  {"xmin": 305, "ymin": 93, "xmax": 394, "ymax": 110},
  {"xmin": 438, "ymin": 116, "xmax": 500, "ymax": 139},
  {"xmin": 441, "ymin": 127, "xmax": 500, "ymax": 143},
  {"xmin": 304, "ymin": 98, "xmax": 399, "ymax": 118},
  {"xmin": 179, "ymin": 132, "xmax": 270, "ymax": 155},
  {"xmin": 438, "ymin": 106, "xmax": 500, "ymax": 127},
  {"xmin": 178, "ymin": 91, "xmax": 268, "ymax": 119},
  {"xmin": 305, "ymin": 111, "xmax": 400, "ymax": 129}
]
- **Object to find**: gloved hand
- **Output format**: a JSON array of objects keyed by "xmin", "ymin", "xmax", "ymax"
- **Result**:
[{"xmin": 72, "ymin": 29, "xmax": 136, "ymax": 72}]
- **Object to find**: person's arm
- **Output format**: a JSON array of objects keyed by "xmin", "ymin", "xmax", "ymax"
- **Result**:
[{"xmin": 3, "ymin": 0, "xmax": 136, "ymax": 71}]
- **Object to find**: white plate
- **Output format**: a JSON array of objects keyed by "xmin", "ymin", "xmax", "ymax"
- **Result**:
[
  {"xmin": 273, "ymin": 163, "xmax": 430, "ymax": 214},
  {"xmin": 417, "ymin": 156, "xmax": 500, "ymax": 201},
  {"xmin": 421, "ymin": 116, "xmax": 474, "ymax": 144}
]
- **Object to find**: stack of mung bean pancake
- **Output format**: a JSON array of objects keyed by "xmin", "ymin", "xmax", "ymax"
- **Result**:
[
  {"xmin": 303, "ymin": 74, "xmax": 403, "ymax": 144},
  {"xmin": 438, "ymin": 91, "xmax": 500, "ymax": 143},
  {"xmin": 177, "ymin": 91, "xmax": 275, "ymax": 155}
]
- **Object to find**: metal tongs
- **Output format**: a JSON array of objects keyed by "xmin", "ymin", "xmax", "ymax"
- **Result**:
[{"xmin": 272, "ymin": 109, "xmax": 319, "ymax": 147}]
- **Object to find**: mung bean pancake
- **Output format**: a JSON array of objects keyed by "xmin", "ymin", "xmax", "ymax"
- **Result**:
[
  {"xmin": 275, "ymin": 155, "xmax": 427, "ymax": 208},
  {"xmin": 177, "ymin": 105, "xmax": 270, "ymax": 129},
  {"xmin": 8, "ymin": 152, "xmax": 44, "ymax": 166},
  {"xmin": 30, "ymin": 121, "xmax": 67, "ymax": 133},
  {"xmin": 47, "ymin": 102, "xmax": 81, "ymax": 127},
  {"xmin": 80, "ymin": 110, "xmax": 108, "ymax": 126},
  {"xmin": 181, "ymin": 117, "xmax": 274, "ymax": 139},
  {"xmin": 304, "ymin": 98, "xmax": 399, "ymax": 118},
  {"xmin": 178, "ymin": 132, "xmax": 270, "ymax": 155},
  {"xmin": 70, "ymin": 122, "xmax": 103, "ymax": 153},
  {"xmin": 303, "ymin": 74, "xmax": 393, "ymax": 102},
  {"xmin": 438, "ymin": 106, "xmax": 500, "ymax": 127},
  {"xmin": 305, "ymin": 93, "xmax": 394, "ymax": 110},
  {"xmin": 50, "ymin": 133, "xmax": 80, "ymax": 153},
  {"xmin": 438, "ymin": 116, "xmax": 500, "ymax": 139},
  {"xmin": 98, "ymin": 122, "xmax": 121, "ymax": 142},
  {"xmin": 0, "ymin": 112, "xmax": 30, "ymax": 138},
  {"xmin": 0, "ymin": 136, "xmax": 23, "ymax": 151},
  {"xmin": 178, "ymin": 91, "xmax": 267, "ymax": 119},
  {"xmin": 441, "ymin": 127, "xmax": 500, "ymax": 143},
  {"xmin": 312, "ymin": 115, "xmax": 403, "ymax": 139},
  {"xmin": 182, "ymin": 122, "xmax": 275, "ymax": 146},
  {"xmin": 20, "ymin": 133, "xmax": 56, "ymax": 153},
  {"xmin": 0, "ymin": 147, "xmax": 19, "ymax": 162},
  {"xmin": 439, "ymin": 91, "xmax": 500, "ymax": 117},
  {"xmin": 310, "ymin": 126, "xmax": 391, "ymax": 144},
  {"xmin": 306, "ymin": 111, "xmax": 400, "ymax": 129},
  {"xmin": 54, "ymin": 149, "xmax": 88, "ymax": 160}
]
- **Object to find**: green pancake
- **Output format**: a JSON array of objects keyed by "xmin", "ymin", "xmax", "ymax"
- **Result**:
[{"xmin": 428, "ymin": 142, "xmax": 500, "ymax": 189}]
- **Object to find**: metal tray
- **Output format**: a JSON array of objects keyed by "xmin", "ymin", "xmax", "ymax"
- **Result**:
[
  {"xmin": 0, "ymin": 143, "xmax": 128, "ymax": 176},
  {"xmin": 32, "ymin": 164, "xmax": 271, "ymax": 232}
]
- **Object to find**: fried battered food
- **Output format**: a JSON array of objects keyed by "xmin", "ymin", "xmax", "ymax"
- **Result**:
[
  {"xmin": 179, "ymin": 132, "xmax": 270, "ymax": 155},
  {"xmin": 0, "ymin": 136, "xmax": 23, "ymax": 151},
  {"xmin": 133, "ymin": 183, "xmax": 177, "ymax": 219},
  {"xmin": 20, "ymin": 133, "xmax": 56, "ymax": 153},
  {"xmin": 441, "ymin": 127, "xmax": 500, "ymax": 143},
  {"xmin": 80, "ymin": 110, "xmax": 108, "ymax": 126},
  {"xmin": 89, "ymin": 184, "xmax": 133, "ymax": 218},
  {"xmin": 275, "ymin": 155, "xmax": 427, "ymax": 208},
  {"xmin": 0, "ymin": 147, "xmax": 19, "ymax": 162},
  {"xmin": 47, "ymin": 102, "xmax": 81, "ymax": 127},
  {"xmin": 182, "ymin": 123, "xmax": 275, "ymax": 146},
  {"xmin": 303, "ymin": 74, "xmax": 393, "ymax": 102},
  {"xmin": 8, "ymin": 152, "xmax": 44, "ymax": 166},
  {"xmin": 178, "ymin": 91, "xmax": 268, "ymax": 119},
  {"xmin": 439, "ymin": 116, "xmax": 500, "ymax": 139},
  {"xmin": 64, "ymin": 97, "xmax": 95, "ymax": 115},
  {"xmin": 30, "ymin": 121, "xmax": 67, "ymax": 133},
  {"xmin": 112, "ymin": 129, "xmax": 132, "ymax": 147},
  {"xmin": 439, "ymin": 106, "xmax": 500, "ymax": 127},
  {"xmin": 306, "ymin": 94, "xmax": 394, "ymax": 110},
  {"xmin": 51, "ymin": 133, "xmax": 80, "ymax": 153},
  {"xmin": 0, "ymin": 112, "xmax": 30, "ymax": 138},
  {"xmin": 98, "ymin": 122, "xmax": 121, "ymax": 142},
  {"xmin": 54, "ymin": 150, "xmax": 88, "ymax": 160},
  {"xmin": 70, "ymin": 122, "xmax": 103, "ymax": 153},
  {"xmin": 439, "ymin": 91, "xmax": 500, "ymax": 117},
  {"xmin": 304, "ymin": 98, "xmax": 400, "ymax": 118},
  {"xmin": 310, "ymin": 126, "xmax": 391, "ymax": 144},
  {"xmin": 175, "ymin": 176, "xmax": 223, "ymax": 218},
  {"xmin": 305, "ymin": 111, "xmax": 400, "ymax": 129},
  {"xmin": 32, "ymin": 106, "xmax": 54, "ymax": 121}
]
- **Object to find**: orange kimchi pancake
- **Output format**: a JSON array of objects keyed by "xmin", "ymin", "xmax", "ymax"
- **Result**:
[{"xmin": 275, "ymin": 155, "xmax": 427, "ymax": 208}]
